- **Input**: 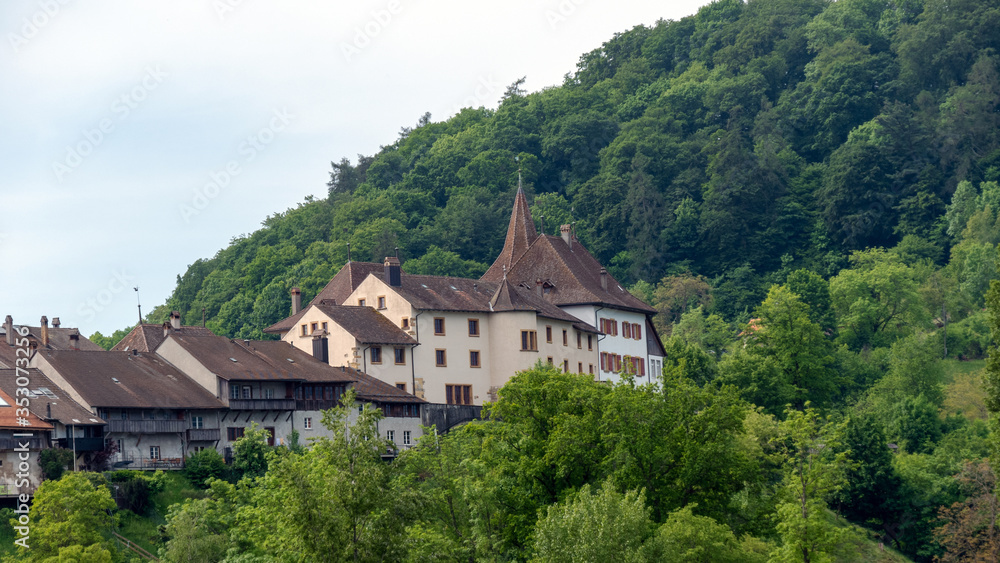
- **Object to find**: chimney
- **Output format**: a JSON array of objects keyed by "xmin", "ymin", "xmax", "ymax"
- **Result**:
[
  {"xmin": 40, "ymin": 316, "xmax": 49, "ymax": 347},
  {"xmin": 4, "ymin": 316, "xmax": 12, "ymax": 346},
  {"xmin": 69, "ymin": 331, "xmax": 80, "ymax": 351},
  {"xmin": 170, "ymin": 311, "xmax": 181, "ymax": 330},
  {"xmin": 312, "ymin": 335, "xmax": 329, "ymax": 364},
  {"xmin": 46, "ymin": 403, "xmax": 52, "ymax": 419},
  {"xmin": 560, "ymin": 224, "xmax": 573, "ymax": 249},
  {"xmin": 290, "ymin": 287, "xmax": 302, "ymax": 315},
  {"xmin": 600, "ymin": 268, "xmax": 608, "ymax": 292},
  {"xmin": 384, "ymin": 256, "xmax": 401, "ymax": 287},
  {"xmin": 536, "ymin": 278, "xmax": 543, "ymax": 297},
  {"xmin": 51, "ymin": 317, "xmax": 60, "ymax": 328},
  {"xmin": 163, "ymin": 322, "xmax": 172, "ymax": 338}
]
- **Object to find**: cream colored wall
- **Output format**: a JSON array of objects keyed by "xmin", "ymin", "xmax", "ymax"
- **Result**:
[
  {"xmin": 347, "ymin": 275, "xmax": 417, "ymax": 332},
  {"xmin": 411, "ymin": 311, "xmax": 491, "ymax": 404},
  {"xmin": 155, "ymin": 338, "xmax": 222, "ymax": 398},
  {"xmin": 281, "ymin": 306, "xmax": 357, "ymax": 362}
]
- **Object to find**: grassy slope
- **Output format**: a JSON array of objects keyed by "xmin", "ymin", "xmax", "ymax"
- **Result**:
[{"xmin": 116, "ymin": 471, "xmax": 206, "ymax": 555}]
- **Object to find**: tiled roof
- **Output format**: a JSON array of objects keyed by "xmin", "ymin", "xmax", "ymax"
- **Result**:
[
  {"xmin": 389, "ymin": 274, "xmax": 496, "ymax": 313},
  {"xmin": 0, "ymin": 324, "xmax": 103, "ymax": 368},
  {"xmin": 38, "ymin": 350, "xmax": 226, "ymax": 410},
  {"xmin": 311, "ymin": 304, "xmax": 417, "ymax": 345},
  {"xmin": 347, "ymin": 367, "xmax": 425, "ymax": 404},
  {"xmin": 490, "ymin": 279, "xmax": 599, "ymax": 333},
  {"xmin": 167, "ymin": 333, "xmax": 355, "ymax": 383},
  {"xmin": 494, "ymin": 234, "xmax": 656, "ymax": 314},
  {"xmin": 0, "ymin": 369, "xmax": 105, "ymax": 426},
  {"xmin": 483, "ymin": 185, "xmax": 537, "ymax": 281},
  {"xmin": 265, "ymin": 262, "xmax": 384, "ymax": 334},
  {"xmin": 112, "ymin": 324, "xmax": 215, "ymax": 353},
  {"xmin": 0, "ymin": 387, "xmax": 52, "ymax": 431}
]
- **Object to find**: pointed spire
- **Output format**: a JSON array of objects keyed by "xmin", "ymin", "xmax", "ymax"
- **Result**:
[{"xmin": 481, "ymin": 177, "xmax": 538, "ymax": 282}]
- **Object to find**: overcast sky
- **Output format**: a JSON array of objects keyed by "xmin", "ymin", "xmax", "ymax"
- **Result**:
[{"xmin": 0, "ymin": 0, "xmax": 708, "ymax": 337}]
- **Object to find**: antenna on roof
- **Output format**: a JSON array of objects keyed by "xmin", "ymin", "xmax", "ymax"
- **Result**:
[
  {"xmin": 394, "ymin": 247, "xmax": 399, "ymax": 259},
  {"xmin": 134, "ymin": 287, "xmax": 142, "ymax": 325}
]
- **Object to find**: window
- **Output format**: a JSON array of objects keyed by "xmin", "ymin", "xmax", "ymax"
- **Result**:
[
  {"xmin": 300, "ymin": 324, "xmax": 307, "ymax": 336},
  {"xmin": 401, "ymin": 318, "xmax": 409, "ymax": 329},
  {"xmin": 468, "ymin": 318, "xmax": 479, "ymax": 336},
  {"xmin": 589, "ymin": 364, "xmax": 594, "ymax": 374},
  {"xmin": 396, "ymin": 383, "xmax": 406, "ymax": 391},
  {"xmin": 588, "ymin": 335, "xmax": 593, "ymax": 350},
  {"xmin": 547, "ymin": 357, "xmax": 553, "ymax": 364},
  {"xmin": 634, "ymin": 323, "xmax": 642, "ymax": 340},
  {"xmin": 520, "ymin": 330, "xmax": 538, "ymax": 351},
  {"xmin": 358, "ymin": 298, "xmax": 366, "ymax": 307},
  {"xmin": 434, "ymin": 317, "xmax": 446, "ymax": 335},
  {"xmin": 546, "ymin": 326, "xmax": 553, "ymax": 343},
  {"xmin": 303, "ymin": 417, "xmax": 313, "ymax": 430},
  {"xmin": 191, "ymin": 416, "xmax": 203, "ymax": 429},
  {"xmin": 563, "ymin": 359, "xmax": 569, "ymax": 373},
  {"xmin": 446, "ymin": 384, "xmax": 472, "ymax": 405},
  {"xmin": 311, "ymin": 322, "xmax": 318, "ymax": 334},
  {"xmin": 322, "ymin": 322, "xmax": 328, "ymax": 332},
  {"xmin": 149, "ymin": 446, "xmax": 160, "ymax": 460},
  {"xmin": 230, "ymin": 385, "xmax": 240, "ymax": 400},
  {"xmin": 624, "ymin": 323, "xmax": 631, "ymax": 339},
  {"xmin": 242, "ymin": 386, "xmax": 252, "ymax": 400},
  {"xmin": 370, "ymin": 346, "xmax": 383, "ymax": 364},
  {"xmin": 577, "ymin": 332, "xmax": 582, "ymax": 349},
  {"xmin": 227, "ymin": 427, "xmax": 245, "ymax": 441},
  {"xmin": 394, "ymin": 347, "xmax": 406, "ymax": 365},
  {"xmin": 387, "ymin": 430, "xmax": 395, "ymax": 443},
  {"xmin": 562, "ymin": 329, "xmax": 568, "ymax": 346},
  {"xmin": 578, "ymin": 362, "xmax": 583, "ymax": 373},
  {"xmin": 121, "ymin": 411, "xmax": 128, "ymax": 420},
  {"xmin": 264, "ymin": 388, "xmax": 274, "ymax": 399},
  {"xmin": 403, "ymin": 430, "xmax": 411, "ymax": 446},
  {"xmin": 470, "ymin": 350, "xmax": 480, "ymax": 368},
  {"xmin": 435, "ymin": 349, "xmax": 447, "ymax": 367},
  {"xmin": 377, "ymin": 296, "xmax": 386, "ymax": 309}
]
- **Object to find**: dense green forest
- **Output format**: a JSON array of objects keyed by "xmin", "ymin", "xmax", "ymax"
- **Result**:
[{"xmin": 65, "ymin": 0, "xmax": 1000, "ymax": 560}]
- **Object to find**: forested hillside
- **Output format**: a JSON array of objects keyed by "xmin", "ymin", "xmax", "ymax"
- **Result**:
[
  {"xmin": 85, "ymin": 0, "xmax": 1000, "ymax": 346},
  {"xmin": 64, "ymin": 1, "xmax": 1000, "ymax": 561}
]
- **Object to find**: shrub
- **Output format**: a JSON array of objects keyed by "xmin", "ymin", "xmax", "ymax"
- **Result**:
[
  {"xmin": 183, "ymin": 449, "xmax": 229, "ymax": 488},
  {"xmin": 39, "ymin": 448, "xmax": 74, "ymax": 481}
]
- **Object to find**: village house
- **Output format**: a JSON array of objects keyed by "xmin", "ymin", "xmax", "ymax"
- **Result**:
[
  {"xmin": 31, "ymin": 348, "xmax": 227, "ymax": 469},
  {"xmin": 0, "ymin": 369, "xmax": 106, "ymax": 471},
  {"xmin": 481, "ymin": 185, "xmax": 666, "ymax": 384},
  {"xmin": 0, "ymin": 386, "xmax": 51, "ymax": 496}
]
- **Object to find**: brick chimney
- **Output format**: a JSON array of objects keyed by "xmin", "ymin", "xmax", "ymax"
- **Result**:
[
  {"xmin": 290, "ymin": 287, "xmax": 302, "ymax": 315},
  {"xmin": 51, "ymin": 317, "xmax": 60, "ymax": 328},
  {"xmin": 40, "ymin": 316, "xmax": 49, "ymax": 346},
  {"xmin": 170, "ymin": 311, "xmax": 181, "ymax": 330},
  {"xmin": 68, "ymin": 331, "xmax": 80, "ymax": 351},
  {"xmin": 4, "ymin": 316, "xmax": 12, "ymax": 346},
  {"xmin": 384, "ymin": 256, "xmax": 401, "ymax": 287},
  {"xmin": 600, "ymin": 268, "xmax": 608, "ymax": 292},
  {"xmin": 560, "ymin": 224, "xmax": 573, "ymax": 249}
]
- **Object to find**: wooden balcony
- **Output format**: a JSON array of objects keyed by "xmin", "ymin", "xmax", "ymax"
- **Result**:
[
  {"xmin": 107, "ymin": 420, "xmax": 187, "ymax": 434},
  {"xmin": 0, "ymin": 438, "xmax": 46, "ymax": 450},
  {"xmin": 58, "ymin": 437, "xmax": 105, "ymax": 452},
  {"xmin": 229, "ymin": 399, "xmax": 296, "ymax": 411},
  {"xmin": 296, "ymin": 399, "xmax": 340, "ymax": 411},
  {"xmin": 187, "ymin": 428, "xmax": 221, "ymax": 442}
]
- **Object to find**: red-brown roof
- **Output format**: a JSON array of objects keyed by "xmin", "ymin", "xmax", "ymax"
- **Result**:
[
  {"xmin": 112, "ymin": 324, "xmax": 216, "ymax": 353},
  {"xmin": 166, "ymin": 333, "xmax": 356, "ymax": 383},
  {"xmin": 489, "ymin": 278, "xmax": 599, "ymax": 333},
  {"xmin": 0, "ymin": 369, "xmax": 105, "ymax": 426},
  {"xmin": 265, "ymin": 261, "xmax": 384, "ymax": 334},
  {"xmin": 348, "ymin": 367, "xmax": 425, "ymax": 404},
  {"xmin": 0, "ymin": 387, "xmax": 52, "ymax": 431},
  {"xmin": 37, "ymin": 350, "xmax": 226, "ymax": 410},
  {"xmin": 483, "ymin": 185, "xmax": 537, "ymax": 281},
  {"xmin": 311, "ymin": 304, "xmax": 417, "ymax": 345}
]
